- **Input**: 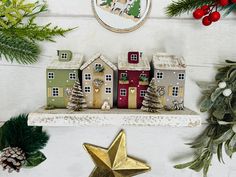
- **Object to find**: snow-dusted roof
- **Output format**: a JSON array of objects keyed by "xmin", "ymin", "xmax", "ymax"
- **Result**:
[
  {"xmin": 47, "ymin": 53, "xmax": 84, "ymax": 69},
  {"xmin": 118, "ymin": 54, "xmax": 150, "ymax": 71},
  {"xmin": 80, "ymin": 53, "xmax": 117, "ymax": 71},
  {"xmin": 153, "ymin": 53, "xmax": 186, "ymax": 70}
]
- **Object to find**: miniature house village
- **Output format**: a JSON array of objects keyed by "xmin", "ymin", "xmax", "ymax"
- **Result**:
[{"xmin": 46, "ymin": 50, "xmax": 186, "ymax": 111}]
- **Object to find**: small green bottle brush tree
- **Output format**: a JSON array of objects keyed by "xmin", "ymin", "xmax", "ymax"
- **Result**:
[
  {"xmin": 0, "ymin": 0, "xmax": 72, "ymax": 64},
  {"xmin": 175, "ymin": 60, "xmax": 236, "ymax": 177},
  {"xmin": 166, "ymin": 0, "xmax": 236, "ymax": 26},
  {"xmin": 0, "ymin": 114, "xmax": 49, "ymax": 173}
]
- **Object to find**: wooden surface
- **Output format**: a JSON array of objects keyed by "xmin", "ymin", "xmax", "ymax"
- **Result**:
[
  {"xmin": 1, "ymin": 0, "xmax": 236, "ymax": 177},
  {"xmin": 28, "ymin": 107, "xmax": 201, "ymax": 127}
]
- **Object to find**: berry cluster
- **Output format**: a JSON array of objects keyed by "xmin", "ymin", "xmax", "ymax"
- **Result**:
[{"xmin": 193, "ymin": 0, "xmax": 236, "ymax": 26}]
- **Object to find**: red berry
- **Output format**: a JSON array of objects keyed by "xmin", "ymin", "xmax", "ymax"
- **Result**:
[
  {"xmin": 232, "ymin": 0, "xmax": 236, "ymax": 3},
  {"xmin": 202, "ymin": 16, "xmax": 212, "ymax": 26},
  {"xmin": 193, "ymin": 9, "xmax": 204, "ymax": 19},
  {"xmin": 219, "ymin": 0, "xmax": 229, "ymax": 6},
  {"xmin": 201, "ymin": 5, "xmax": 210, "ymax": 14},
  {"xmin": 209, "ymin": 11, "xmax": 221, "ymax": 22}
]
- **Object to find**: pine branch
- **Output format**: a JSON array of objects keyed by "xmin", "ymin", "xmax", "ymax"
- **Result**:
[
  {"xmin": 166, "ymin": 0, "xmax": 216, "ymax": 17},
  {"xmin": 2, "ymin": 23, "xmax": 74, "ymax": 42},
  {"xmin": 0, "ymin": 114, "xmax": 49, "ymax": 154},
  {"xmin": 0, "ymin": 31, "xmax": 40, "ymax": 64}
]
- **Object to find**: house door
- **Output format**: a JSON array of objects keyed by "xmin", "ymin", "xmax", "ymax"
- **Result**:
[
  {"xmin": 128, "ymin": 87, "xmax": 137, "ymax": 109},
  {"xmin": 93, "ymin": 87, "xmax": 102, "ymax": 108}
]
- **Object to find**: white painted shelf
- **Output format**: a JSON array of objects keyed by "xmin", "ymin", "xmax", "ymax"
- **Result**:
[{"xmin": 28, "ymin": 107, "xmax": 201, "ymax": 127}]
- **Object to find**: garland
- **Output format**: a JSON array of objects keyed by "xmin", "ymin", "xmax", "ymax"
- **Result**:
[
  {"xmin": 0, "ymin": 0, "xmax": 72, "ymax": 64},
  {"xmin": 166, "ymin": 0, "xmax": 236, "ymax": 26},
  {"xmin": 0, "ymin": 114, "xmax": 49, "ymax": 173},
  {"xmin": 175, "ymin": 60, "xmax": 236, "ymax": 177}
]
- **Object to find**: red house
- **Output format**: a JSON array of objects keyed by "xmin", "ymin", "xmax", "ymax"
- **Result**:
[{"xmin": 117, "ymin": 52, "xmax": 150, "ymax": 109}]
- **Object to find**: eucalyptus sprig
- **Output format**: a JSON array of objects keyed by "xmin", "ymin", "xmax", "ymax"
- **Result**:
[
  {"xmin": 0, "ymin": 0, "xmax": 73, "ymax": 64},
  {"xmin": 175, "ymin": 60, "xmax": 236, "ymax": 177}
]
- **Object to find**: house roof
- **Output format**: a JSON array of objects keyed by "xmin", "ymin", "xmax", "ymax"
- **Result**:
[
  {"xmin": 152, "ymin": 53, "xmax": 186, "ymax": 70},
  {"xmin": 47, "ymin": 53, "xmax": 84, "ymax": 69},
  {"xmin": 80, "ymin": 53, "xmax": 117, "ymax": 71},
  {"xmin": 118, "ymin": 54, "xmax": 150, "ymax": 71}
]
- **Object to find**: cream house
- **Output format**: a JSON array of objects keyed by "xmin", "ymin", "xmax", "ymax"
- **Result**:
[{"xmin": 80, "ymin": 53, "xmax": 117, "ymax": 108}]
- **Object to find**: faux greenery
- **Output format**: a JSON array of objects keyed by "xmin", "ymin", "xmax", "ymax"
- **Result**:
[
  {"xmin": 94, "ymin": 65, "xmax": 105, "ymax": 73},
  {"xmin": 0, "ymin": 114, "xmax": 49, "ymax": 167},
  {"xmin": 166, "ymin": 0, "xmax": 236, "ymax": 17},
  {"xmin": 139, "ymin": 75, "xmax": 148, "ymax": 82},
  {"xmin": 175, "ymin": 60, "xmax": 236, "ymax": 177},
  {"xmin": 120, "ymin": 75, "xmax": 128, "ymax": 82},
  {"xmin": 0, "ymin": 0, "xmax": 72, "ymax": 64}
]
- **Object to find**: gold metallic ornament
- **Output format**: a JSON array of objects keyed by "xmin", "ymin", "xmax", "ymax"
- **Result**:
[{"xmin": 83, "ymin": 130, "xmax": 151, "ymax": 177}]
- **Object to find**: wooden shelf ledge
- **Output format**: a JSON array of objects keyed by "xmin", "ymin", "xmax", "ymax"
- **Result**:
[{"xmin": 28, "ymin": 107, "xmax": 201, "ymax": 127}]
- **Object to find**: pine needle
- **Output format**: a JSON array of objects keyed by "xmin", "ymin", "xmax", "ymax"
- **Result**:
[{"xmin": 0, "ymin": 31, "xmax": 40, "ymax": 64}]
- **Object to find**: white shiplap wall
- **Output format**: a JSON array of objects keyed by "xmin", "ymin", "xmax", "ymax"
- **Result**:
[{"xmin": 0, "ymin": 1, "xmax": 236, "ymax": 177}]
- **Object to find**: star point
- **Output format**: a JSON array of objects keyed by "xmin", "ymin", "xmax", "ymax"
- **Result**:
[{"xmin": 83, "ymin": 130, "xmax": 151, "ymax": 177}]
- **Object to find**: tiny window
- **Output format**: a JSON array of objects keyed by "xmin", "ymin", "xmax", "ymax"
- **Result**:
[
  {"xmin": 69, "ymin": 73, "xmax": 76, "ymax": 80},
  {"xmin": 172, "ymin": 86, "xmax": 179, "ymax": 97},
  {"xmin": 95, "ymin": 63, "xmax": 102, "ymax": 68},
  {"xmin": 140, "ymin": 74, "xmax": 146, "ymax": 78},
  {"xmin": 52, "ymin": 87, "xmax": 59, "ymax": 97},
  {"xmin": 120, "ymin": 89, "xmax": 126, "ymax": 96},
  {"xmin": 48, "ymin": 72, "xmax": 54, "ymax": 79},
  {"xmin": 178, "ymin": 73, "xmax": 185, "ymax": 80},
  {"xmin": 84, "ymin": 86, "xmax": 91, "ymax": 93},
  {"xmin": 131, "ymin": 54, "xmax": 138, "ymax": 61},
  {"xmin": 157, "ymin": 72, "xmax": 164, "ymax": 79},
  {"xmin": 140, "ymin": 90, "xmax": 146, "ymax": 97},
  {"xmin": 105, "ymin": 88, "xmax": 112, "ymax": 94},
  {"xmin": 61, "ymin": 53, "xmax": 68, "ymax": 59},
  {"xmin": 106, "ymin": 74, "xmax": 112, "ymax": 81},
  {"xmin": 85, "ymin": 73, "xmax": 91, "ymax": 80}
]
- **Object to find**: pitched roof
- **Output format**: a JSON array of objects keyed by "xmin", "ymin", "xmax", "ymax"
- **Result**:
[
  {"xmin": 47, "ymin": 53, "xmax": 84, "ymax": 69},
  {"xmin": 80, "ymin": 53, "xmax": 117, "ymax": 71},
  {"xmin": 118, "ymin": 54, "xmax": 150, "ymax": 71},
  {"xmin": 152, "ymin": 53, "xmax": 186, "ymax": 70}
]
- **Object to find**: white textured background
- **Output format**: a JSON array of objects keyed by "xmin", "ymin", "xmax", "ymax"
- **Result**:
[{"xmin": 0, "ymin": 0, "xmax": 236, "ymax": 177}]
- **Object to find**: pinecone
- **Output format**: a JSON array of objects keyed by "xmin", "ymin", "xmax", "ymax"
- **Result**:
[{"xmin": 0, "ymin": 147, "xmax": 26, "ymax": 173}]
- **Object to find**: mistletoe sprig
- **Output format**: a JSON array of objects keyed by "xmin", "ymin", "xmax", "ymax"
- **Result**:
[
  {"xmin": 0, "ymin": 114, "xmax": 49, "ymax": 173},
  {"xmin": 175, "ymin": 60, "xmax": 236, "ymax": 177},
  {"xmin": 166, "ymin": 0, "xmax": 236, "ymax": 26},
  {"xmin": 0, "ymin": 0, "xmax": 72, "ymax": 64}
]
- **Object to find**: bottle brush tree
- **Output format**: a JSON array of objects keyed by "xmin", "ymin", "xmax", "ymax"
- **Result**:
[
  {"xmin": 67, "ymin": 80, "xmax": 87, "ymax": 111},
  {"xmin": 128, "ymin": 0, "xmax": 141, "ymax": 18},
  {"xmin": 141, "ymin": 78, "xmax": 163, "ymax": 113}
]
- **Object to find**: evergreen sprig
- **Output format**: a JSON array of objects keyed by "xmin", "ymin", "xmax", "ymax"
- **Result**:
[
  {"xmin": 166, "ymin": 0, "xmax": 234, "ymax": 17},
  {"xmin": 0, "ymin": 0, "xmax": 73, "ymax": 64},
  {"xmin": 175, "ymin": 60, "xmax": 236, "ymax": 177},
  {"xmin": 0, "ymin": 32, "xmax": 40, "ymax": 64},
  {"xmin": 0, "ymin": 114, "xmax": 49, "ymax": 167}
]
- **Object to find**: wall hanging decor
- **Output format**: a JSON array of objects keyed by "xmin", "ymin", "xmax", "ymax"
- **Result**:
[
  {"xmin": 83, "ymin": 130, "xmax": 151, "ymax": 177},
  {"xmin": 0, "ymin": 0, "xmax": 72, "ymax": 64},
  {"xmin": 166, "ymin": 0, "xmax": 236, "ymax": 26},
  {"xmin": 0, "ymin": 114, "xmax": 49, "ymax": 173},
  {"xmin": 175, "ymin": 60, "xmax": 236, "ymax": 177},
  {"xmin": 92, "ymin": 0, "xmax": 152, "ymax": 33}
]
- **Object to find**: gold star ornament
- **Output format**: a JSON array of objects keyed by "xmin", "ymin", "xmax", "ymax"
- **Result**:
[{"xmin": 83, "ymin": 130, "xmax": 151, "ymax": 177}]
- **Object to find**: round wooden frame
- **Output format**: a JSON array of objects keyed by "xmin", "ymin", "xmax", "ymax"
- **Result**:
[{"xmin": 91, "ymin": 0, "xmax": 152, "ymax": 33}]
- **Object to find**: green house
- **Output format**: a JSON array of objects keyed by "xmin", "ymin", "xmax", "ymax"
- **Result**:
[{"xmin": 46, "ymin": 50, "xmax": 84, "ymax": 109}]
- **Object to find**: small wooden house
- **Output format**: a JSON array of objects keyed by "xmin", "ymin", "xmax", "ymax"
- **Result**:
[
  {"xmin": 117, "ymin": 51, "xmax": 150, "ymax": 109},
  {"xmin": 152, "ymin": 53, "xmax": 186, "ymax": 109},
  {"xmin": 80, "ymin": 53, "xmax": 117, "ymax": 109},
  {"xmin": 46, "ymin": 50, "xmax": 84, "ymax": 108}
]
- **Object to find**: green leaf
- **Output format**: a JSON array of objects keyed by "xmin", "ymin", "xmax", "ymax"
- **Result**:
[
  {"xmin": 24, "ymin": 151, "xmax": 46, "ymax": 167},
  {"xmin": 225, "ymin": 140, "xmax": 233, "ymax": 158},
  {"xmin": 174, "ymin": 160, "xmax": 196, "ymax": 169},
  {"xmin": 211, "ymin": 88, "xmax": 223, "ymax": 102},
  {"xmin": 217, "ymin": 143, "xmax": 224, "ymax": 163},
  {"xmin": 200, "ymin": 98, "xmax": 214, "ymax": 112},
  {"xmin": 213, "ymin": 129, "xmax": 234, "ymax": 145},
  {"xmin": 212, "ymin": 106, "xmax": 227, "ymax": 120}
]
